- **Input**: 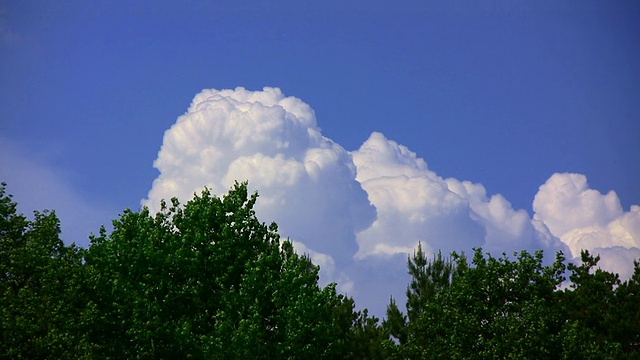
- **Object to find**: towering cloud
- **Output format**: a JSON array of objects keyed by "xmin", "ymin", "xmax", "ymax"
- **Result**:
[
  {"xmin": 351, "ymin": 132, "xmax": 568, "ymax": 260},
  {"xmin": 533, "ymin": 173, "xmax": 640, "ymax": 279},
  {"xmin": 145, "ymin": 87, "xmax": 639, "ymax": 316},
  {"xmin": 143, "ymin": 87, "xmax": 375, "ymax": 286}
]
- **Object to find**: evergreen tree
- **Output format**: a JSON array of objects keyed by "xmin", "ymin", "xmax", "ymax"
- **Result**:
[{"xmin": 386, "ymin": 244, "xmax": 640, "ymax": 359}]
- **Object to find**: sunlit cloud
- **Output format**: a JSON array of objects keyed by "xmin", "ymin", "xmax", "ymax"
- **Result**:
[
  {"xmin": 144, "ymin": 87, "xmax": 639, "ymax": 316},
  {"xmin": 534, "ymin": 173, "xmax": 640, "ymax": 278}
]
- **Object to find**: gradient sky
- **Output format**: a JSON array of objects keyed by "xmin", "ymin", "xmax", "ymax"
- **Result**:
[{"xmin": 1, "ymin": 1, "xmax": 639, "ymax": 316}]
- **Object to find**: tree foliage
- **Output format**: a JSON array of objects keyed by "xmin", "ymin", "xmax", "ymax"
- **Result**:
[
  {"xmin": 0, "ymin": 182, "xmax": 88, "ymax": 359},
  {"xmin": 386, "ymin": 245, "xmax": 640, "ymax": 359},
  {"xmin": 1, "ymin": 180, "xmax": 639, "ymax": 359},
  {"xmin": 0, "ymin": 182, "xmax": 383, "ymax": 359}
]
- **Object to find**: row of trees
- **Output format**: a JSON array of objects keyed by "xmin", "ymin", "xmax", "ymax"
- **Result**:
[
  {"xmin": 384, "ymin": 245, "xmax": 640, "ymax": 359},
  {"xmin": 1, "ymin": 182, "xmax": 387, "ymax": 359},
  {"xmin": 1, "ymin": 181, "xmax": 639, "ymax": 359}
]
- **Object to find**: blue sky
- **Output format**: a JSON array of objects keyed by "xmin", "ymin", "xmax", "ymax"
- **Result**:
[{"xmin": 1, "ymin": 1, "xmax": 639, "ymax": 316}]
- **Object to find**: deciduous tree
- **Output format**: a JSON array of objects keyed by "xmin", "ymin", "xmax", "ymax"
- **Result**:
[
  {"xmin": 0, "ymin": 183, "xmax": 88, "ymax": 359},
  {"xmin": 84, "ymin": 182, "xmax": 376, "ymax": 359}
]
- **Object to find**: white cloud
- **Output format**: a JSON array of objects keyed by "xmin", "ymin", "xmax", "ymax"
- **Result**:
[
  {"xmin": 289, "ymin": 240, "xmax": 354, "ymax": 294},
  {"xmin": 0, "ymin": 138, "xmax": 115, "ymax": 247},
  {"xmin": 533, "ymin": 173, "xmax": 623, "ymax": 237},
  {"xmin": 144, "ymin": 87, "xmax": 638, "ymax": 317},
  {"xmin": 351, "ymin": 132, "xmax": 568, "ymax": 260},
  {"xmin": 533, "ymin": 173, "xmax": 640, "ymax": 277},
  {"xmin": 143, "ymin": 87, "xmax": 376, "ymax": 274},
  {"xmin": 352, "ymin": 132, "xmax": 484, "ymax": 258},
  {"xmin": 589, "ymin": 246, "xmax": 640, "ymax": 281}
]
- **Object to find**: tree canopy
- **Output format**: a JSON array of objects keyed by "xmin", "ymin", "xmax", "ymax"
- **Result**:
[
  {"xmin": 384, "ymin": 244, "xmax": 640, "ymax": 359},
  {"xmin": 1, "ymin": 181, "xmax": 638, "ymax": 359},
  {"xmin": 0, "ymin": 182, "xmax": 386, "ymax": 359}
]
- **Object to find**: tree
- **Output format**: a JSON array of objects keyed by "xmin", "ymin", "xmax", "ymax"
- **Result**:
[
  {"xmin": 387, "ymin": 247, "xmax": 569, "ymax": 359},
  {"xmin": 387, "ymin": 244, "xmax": 640, "ymax": 359},
  {"xmin": 0, "ymin": 182, "xmax": 89, "ymax": 359},
  {"xmin": 1, "ymin": 181, "xmax": 384, "ymax": 359},
  {"xmin": 612, "ymin": 260, "xmax": 640, "ymax": 355},
  {"xmin": 84, "ymin": 182, "xmax": 374, "ymax": 359},
  {"xmin": 558, "ymin": 250, "xmax": 638, "ymax": 359}
]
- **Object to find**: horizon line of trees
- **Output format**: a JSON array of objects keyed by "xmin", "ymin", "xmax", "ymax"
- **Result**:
[{"xmin": 1, "ymin": 181, "xmax": 639, "ymax": 359}]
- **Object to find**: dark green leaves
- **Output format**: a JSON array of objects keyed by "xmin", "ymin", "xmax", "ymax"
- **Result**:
[
  {"xmin": 0, "ymin": 183, "xmax": 89, "ymax": 359},
  {"xmin": 1, "ymin": 181, "xmax": 379, "ymax": 359},
  {"xmin": 3, "ymin": 180, "xmax": 638, "ymax": 359},
  {"xmin": 387, "ymin": 246, "xmax": 640, "ymax": 359}
]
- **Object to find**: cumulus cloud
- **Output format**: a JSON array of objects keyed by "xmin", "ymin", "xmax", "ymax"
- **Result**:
[
  {"xmin": 352, "ymin": 132, "xmax": 484, "ymax": 258},
  {"xmin": 290, "ymin": 239, "xmax": 355, "ymax": 294},
  {"xmin": 352, "ymin": 132, "xmax": 568, "ymax": 260},
  {"xmin": 143, "ymin": 87, "xmax": 376, "ymax": 277},
  {"xmin": 533, "ymin": 173, "xmax": 640, "ymax": 277},
  {"xmin": 144, "ymin": 87, "xmax": 638, "ymax": 316}
]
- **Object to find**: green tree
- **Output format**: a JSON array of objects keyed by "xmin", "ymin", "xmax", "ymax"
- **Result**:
[
  {"xmin": 387, "ymin": 247, "xmax": 569, "ymax": 359},
  {"xmin": 387, "ymin": 245, "xmax": 640, "ymax": 359},
  {"xmin": 384, "ymin": 244, "xmax": 463, "ymax": 359},
  {"xmin": 1, "ymin": 181, "xmax": 385, "ymax": 359},
  {"xmin": 0, "ymin": 182, "xmax": 89, "ymax": 359},
  {"xmin": 445, "ymin": 249, "xmax": 567, "ymax": 359},
  {"xmin": 612, "ymin": 260, "xmax": 640, "ymax": 355},
  {"xmin": 84, "ymin": 182, "xmax": 376, "ymax": 359},
  {"xmin": 559, "ymin": 250, "xmax": 638, "ymax": 359}
]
